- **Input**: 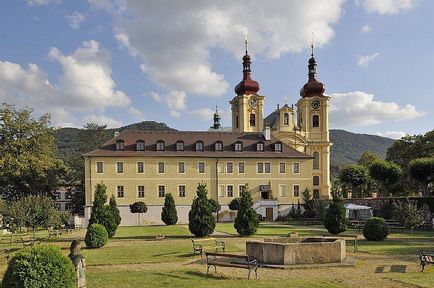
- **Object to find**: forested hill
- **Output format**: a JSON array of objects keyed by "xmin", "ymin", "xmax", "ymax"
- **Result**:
[
  {"xmin": 330, "ymin": 129, "xmax": 394, "ymax": 168},
  {"xmin": 55, "ymin": 122, "xmax": 394, "ymax": 171}
]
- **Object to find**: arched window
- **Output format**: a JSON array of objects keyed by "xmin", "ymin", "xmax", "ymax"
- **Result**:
[
  {"xmin": 312, "ymin": 115, "xmax": 319, "ymax": 127},
  {"xmin": 283, "ymin": 113, "xmax": 289, "ymax": 126},
  {"xmin": 313, "ymin": 151, "xmax": 320, "ymax": 169},
  {"xmin": 215, "ymin": 141, "xmax": 223, "ymax": 152},
  {"xmin": 249, "ymin": 113, "xmax": 256, "ymax": 127},
  {"xmin": 195, "ymin": 141, "xmax": 204, "ymax": 151},
  {"xmin": 234, "ymin": 141, "xmax": 243, "ymax": 152},
  {"xmin": 176, "ymin": 140, "xmax": 184, "ymax": 151},
  {"xmin": 156, "ymin": 140, "xmax": 165, "ymax": 151},
  {"xmin": 136, "ymin": 140, "xmax": 145, "ymax": 151},
  {"xmin": 116, "ymin": 140, "xmax": 125, "ymax": 151},
  {"xmin": 313, "ymin": 176, "xmax": 320, "ymax": 186},
  {"xmin": 256, "ymin": 141, "xmax": 265, "ymax": 152}
]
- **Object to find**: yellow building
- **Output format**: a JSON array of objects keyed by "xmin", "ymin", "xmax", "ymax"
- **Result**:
[{"xmin": 83, "ymin": 43, "xmax": 331, "ymax": 226}]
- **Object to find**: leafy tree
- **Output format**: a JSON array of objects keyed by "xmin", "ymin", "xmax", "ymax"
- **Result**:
[
  {"xmin": 0, "ymin": 104, "xmax": 67, "ymax": 200},
  {"xmin": 130, "ymin": 201, "xmax": 148, "ymax": 225},
  {"xmin": 339, "ymin": 164, "xmax": 369, "ymax": 198},
  {"xmin": 408, "ymin": 158, "xmax": 434, "ymax": 196},
  {"xmin": 324, "ymin": 192, "xmax": 347, "ymax": 235},
  {"xmin": 234, "ymin": 184, "xmax": 259, "ymax": 236},
  {"xmin": 393, "ymin": 200, "xmax": 430, "ymax": 234},
  {"xmin": 161, "ymin": 194, "xmax": 178, "ymax": 225},
  {"xmin": 357, "ymin": 151, "xmax": 380, "ymax": 167},
  {"xmin": 229, "ymin": 198, "xmax": 240, "ymax": 210},
  {"xmin": 189, "ymin": 183, "xmax": 215, "ymax": 237},
  {"xmin": 369, "ymin": 160, "xmax": 402, "ymax": 196},
  {"xmin": 88, "ymin": 183, "xmax": 118, "ymax": 238}
]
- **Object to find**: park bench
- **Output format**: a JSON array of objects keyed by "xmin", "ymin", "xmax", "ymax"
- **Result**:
[
  {"xmin": 205, "ymin": 252, "xmax": 258, "ymax": 279},
  {"xmin": 322, "ymin": 234, "xmax": 359, "ymax": 253},
  {"xmin": 419, "ymin": 250, "xmax": 434, "ymax": 272},
  {"xmin": 48, "ymin": 228, "xmax": 62, "ymax": 239},
  {"xmin": 20, "ymin": 236, "xmax": 40, "ymax": 248},
  {"xmin": 191, "ymin": 238, "xmax": 225, "ymax": 257}
]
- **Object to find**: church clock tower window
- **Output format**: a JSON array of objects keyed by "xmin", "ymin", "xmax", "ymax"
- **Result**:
[
  {"xmin": 249, "ymin": 113, "xmax": 256, "ymax": 126},
  {"xmin": 284, "ymin": 113, "xmax": 289, "ymax": 126},
  {"xmin": 312, "ymin": 115, "xmax": 319, "ymax": 127}
]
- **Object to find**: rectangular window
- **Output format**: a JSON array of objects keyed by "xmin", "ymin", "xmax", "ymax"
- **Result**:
[
  {"xmin": 178, "ymin": 162, "xmax": 185, "ymax": 174},
  {"xmin": 226, "ymin": 162, "xmax": 233, "ymax": 174},
  {"xmin": 65, "ymin": 203, "xmax": 72, "ymax": 211},
  {"xmin": 279, "ymin": 163, "xmax": 286, "ymax": 174},
  {"xmin": 218, "ymin": 185, "xmax": 225, "ymax": 197},
  {"xmin": 265, "ymin": 163, "xmax": 271, "ymax": 174},
  {"xmin": 137, "ymin": 162, "xmax": 144, "ymax": 173},
  {"xmin": 238, "ymin": 185, "xmax": 245, "ymax": 197},
  {"xmin": 158, "ymin": 185, "xmax": 165, "ymax": 198},
  {"xmin": 293, "ymin": 185, "xmax": 300, "ymax": 197},
  {"xmin": 227, "ymin": 185, "xmax": 234, "ymax": 197},
  {"xmin": 179, "ymin": 185, "xmax": 186, "ymax": 197},
  {"xmin": 117, "ymin": 186, "xmax": 124, "ymax": 198},
  {"xmin": 313, "ymin": 189, "xmax": 320, "ymax": 199},
  {"xmin": 138, "ymin": 186, "xmax": 145, "ymax": 198},
  {"xmin": 116, "ymin": 162, "xmax": 124, "ymax": 173},
  {"xmin": 257, "ymin": 162, "xmax": 264, "ymax": 173},
  {"xmin": 96, "ymin": 162, "xmax": 104, "ymax": 173},
  {"xmin": 238, "ymin": 162, "xmax": 245, "ymax": 174},
  {"xmin": 198, "ymin": 162, "xmax": 205, "ymax": 174},
  {"xmin": 158, "ymin": 162, "xmax": 165, "ymax": 174},
  {"xmin": 293, "ymin": 162, "xmax": 300, "ymax": 174},
  {"xmin": 279, "ymin": 185, "xmax": 286, "ymax": 197}
]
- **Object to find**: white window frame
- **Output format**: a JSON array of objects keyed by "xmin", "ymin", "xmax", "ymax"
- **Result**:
[
  {"xmin": 293, "ymin": 184, "xmax": 300, "ymax": 197},
  {"xmin": 238, "ymin": 162, "xmax": 245, "ymax": 174},
  {"xmin": 226, "ymin": 162, "xmax": 234, "ymax": 174},
  {"xmin": 137, "ymin": 185, "xmax": 145, "ymax": 198},
  {"xmin": 158, "ymin": 185, "xmax": 166, "ymax": 198},
  {"xmin": 178, "ymin": 162, "xmax": 185, "ymax": 174},
  {"xmin": 117, "ymin": 185, "xmax": 124, "ymax": 198},
  {"xmin": 238, "ymin": 184, "xmax": 246, "ymax": 197},
  {"xmin": 279, "ymin": 162, "xmax": 286, "ymax": 174},
  {"xmin": 96, "ymin": 161, "xmax": 104, "ymax": 174},
  {"xmin": 278, "ymin": 184, "xmax": 286, "ymax": 197},
  {"xmin": 198, "ymin": 162, "xmax": 205, "ymax": 174},
  {"xmin": 178, "ymin": 185, "xmax": 186, "ymax": 197},
  {"xmin": 257, "ymin": 162, "xmax": 264, "ymax": 174},
  {"xmin": 116, "ymin": 162, "xmax": 124, "ymax": 174},
  {"xmin": 292, "ymin": 162, "xmax": 300, "ymax": 174},
  {"xmin": 158, "ymin": 162, "xmax": 165, "ymax": 174},
  {"xmin": 227, "ymin": 185, "xmax": 234, "ymax": 198},
  {"xmin": 218, "ymin": 184, "xmax": 225, "ymax": 197},
  {"xmin": 137, "ymin": 161, "xmax": 144, "ymax": 174},
  {"xmin": 264, "ymin": 162, "xmax": 271, "ymax": 174}
]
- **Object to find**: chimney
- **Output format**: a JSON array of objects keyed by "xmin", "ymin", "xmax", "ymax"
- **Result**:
[
  {"xmin": 263, "ymin": 126, "xmax": 271, "ymax": 141},
  {"xmin": 114, "ymin": 131, "xmax": 120, "ymax": 137}
]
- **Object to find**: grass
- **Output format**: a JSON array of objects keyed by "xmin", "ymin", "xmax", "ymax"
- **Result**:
[{"xmin": 1, "ymin": 223, "xmax": 433, "ymax": 287}]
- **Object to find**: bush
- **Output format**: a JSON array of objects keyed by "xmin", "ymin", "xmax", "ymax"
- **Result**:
[
  {"xmin": 208, "ymin": 198, "xmax": 221, "ymax": 214},
  {"xmin": 234, "ymin": 184, "xmax": 259, "ymax": 236},
  {"xmin": 2, "ymin": 245, "xmax": 76, "ymax": 288},
  {"xmin": 228, "ymin": 198, "xmax": 240, "ymax": 210},
  {"xmin": 324, "ymin": 192, "xmax": 347, "ymax": 235},
  {"xmin": 161, "ymin": 193, "xmax": 178, "ymax": 225},
  {"xmin": 85, "ymin": 223, "xmax": 108, "ymax": 248},
  {"xmin": 363, "ymin": 217, "xmax": 389, "ymax": 241},
  {"xmin": 189, "ymin": 183, "xmax": 215, "ymax": 237}
]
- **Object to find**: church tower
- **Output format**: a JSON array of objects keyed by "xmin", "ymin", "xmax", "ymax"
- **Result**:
[
  {"xmin": 296, "ymin": 44, "xmax": 331, "ymax": 199},
  {"xmin": 230, "ymin": 39, "xmax": 265, "ymax": 132}
]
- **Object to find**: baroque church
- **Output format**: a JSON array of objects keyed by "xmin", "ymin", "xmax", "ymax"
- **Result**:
[{"xmin": 83, "ymin": 41, "xmax": 331, "ymax": 226}]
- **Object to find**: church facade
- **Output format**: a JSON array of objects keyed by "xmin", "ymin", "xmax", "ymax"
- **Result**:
[{"xmin": 83, "ymin": 44, "xmax": 331, "ymax": 226}]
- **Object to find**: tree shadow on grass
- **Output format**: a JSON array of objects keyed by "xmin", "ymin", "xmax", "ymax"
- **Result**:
[
  {"xmin": 112, "ymin": 235, "xmax": 192, "ymax": 241},
  {"xmin": 150, "ymin": 272, "xmax": 191, "ymax": 280},
  {"xmin": 185, "ymin": 270, "xmax": 230, "ymax": 280},
  {"xmin": 375, "ymin": 265, "xmax": 407, "ymax": 273}
]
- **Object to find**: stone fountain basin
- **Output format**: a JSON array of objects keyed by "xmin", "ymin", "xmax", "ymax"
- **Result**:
[{"xmin": 246, "ymin": 237, "xmax": 346, "ymax": 265}]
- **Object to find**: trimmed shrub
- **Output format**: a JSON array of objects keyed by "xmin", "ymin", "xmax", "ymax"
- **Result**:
[
  {"xmin": 130, "ymin": 201, "xmax": 148, "ymax": 226},
  {"xmin": 109, "ymin": 195, "xmax": 122, "ymax": 230},
  {"xmin": 85, "ymin": 223, "xmax": 108, "ymax": 248},
  {"xmin": 324, "ymin": 192, "xmax": 347, "ymax": 235},
  {"xmin": 234, "ymin": 184, "xmax": 259, "ymax": 236},
  {"xmin": 189, "ymin": 183, "xmax": 215, "ymax": 237},
  {"xmin": 2, "ymin": 245, "xmax": 76, "ymax": 288},
  {"xmin": 161, "ymin": 193, "xmax": 178, "ymax": 225},
  {"xmin": 229, "ymin": 198, "xmax": 240, "ymax": 210},
  {"xmin": 363, "ymin": 217, "xmax": 389, "ymax": 241}
]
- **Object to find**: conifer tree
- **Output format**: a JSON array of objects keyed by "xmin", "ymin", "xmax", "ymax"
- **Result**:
[
  {"xmin": 188, "ymin": 183, "xmax": 215, "ymax": 237},
  {"xmin": 324, "ymin": 192, "xmax": 347, "ymax": 235},
  {"xmin": 109, "ymin": 195, "xmax": 122, "ymax": 229},
  {"xmin": 161, "ymin": 193, "xmax": 178, "ymax": 225},
  {"xmin": 88, "ymin": 183, "xmax": 119, "ymax": 238},
  {"xmin": 234, "ymin": 185, "xmax": 259, "ymax": 236},
  {"xmin": 88, "ymin": 183, "xmax": 108, "ymax": 226}
]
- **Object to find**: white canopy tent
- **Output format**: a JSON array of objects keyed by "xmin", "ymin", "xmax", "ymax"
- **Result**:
[{"xmin": 344, "ymin": 203, "xmax": 373, "ymax": 220}]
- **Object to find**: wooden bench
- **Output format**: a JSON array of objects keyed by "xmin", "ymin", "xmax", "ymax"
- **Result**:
[
  {"xmin": 191, "ymin": 238, "xmax": 225, "ymax": 257},
  {"xmin": 205, "ymin": 252, "xmax": 258, "ymax": 279},
  {"xmin": 322, "ymin": 234, "xmax": 359, "ymax": 253},
  {"xmin": 20, "ymin": 236, "xmax": 39, "ymax": 248},
  {"xmin": 48, "ymin": 228, "xmax": 62, "ymax": 239},
  {"xmin": 419, "ymin": 250, "xmax": 434, "ymax": 272}
]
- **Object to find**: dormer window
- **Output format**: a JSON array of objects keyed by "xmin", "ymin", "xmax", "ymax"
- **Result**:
[
  {"xmin": 156, "ymin": 140, "xmax": 165, "ymax": 151},
  {"xmin": 234, "ymin": 141, "xmax": 243, "ymax": 152},
  {"xmin": 215, "ymin": 141, "xmax": 223, "ymax": 152},
  {"xmin": 195, "ymin": 141, "xmax": 204, "ymax": 151},
  {"xmin": 116, "ymin": 140, "xmax": 125, "ymax": 151},
  {"xmin": 257, "ymin": 141, "xmax": 265, "ymax": 152},
  {"xmin": 136, "ymin": 140, "xmax": 145, "ymax": 151},
  {"xmin": 176, "ymin": 140, "xmax": 184, "ymax": 151},
  {"xmin": 275, "ymin": 142, "xmax": 282, "ymax": 152}
]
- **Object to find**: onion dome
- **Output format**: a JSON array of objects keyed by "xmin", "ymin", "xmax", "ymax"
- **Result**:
[
  {"xmin": 300, "ymin": 44, "xmax": 325, "ymax": 97},
  {"xmin": 234, "ymin": 40, "xmax": 260, "ymax": 95},
  {"xmin": 212, "ymin": 105, "xmax": 221, "ymax": 129}
]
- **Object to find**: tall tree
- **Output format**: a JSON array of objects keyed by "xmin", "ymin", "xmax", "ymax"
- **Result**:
[
  {"xmin": 88, "ymin": 183, "xmax": 119, "ymax": 238},
  {"xmin": 369, "ymin": 160, "xmax": 402, "ymax": 196},
  {"xmin": 188, "ymin": 183, "xmax": 215, "ymax": 237},
  {"xmin": 357, "ymin": 151, "xmax": 380, "ymax": 167},
  {"xmin": 234, "ymin": 185, "xmax": 259, "ymax": 236},
  {"xmin": 0, "ymin": 104, "xmax": 66, "ymax": 200},
  {"xmin": 161, "ymin": 193, "xmax": 178, "ymax": 225},
  {"xmin": 408, "ymin": 158, "xmax": 434, "ymax": 196},
  {"xmin": 109, "ymin": 195, "xmax": 122, "ymax": 228},
  {"xmin": 324, "ymin": 192, "xmax": 347, "ymax": 235},
  {"xmin": 339, "ymin": 164, "xmax": 369, "ymax": 198}
]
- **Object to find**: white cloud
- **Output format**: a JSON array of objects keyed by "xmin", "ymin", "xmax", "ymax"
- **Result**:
[
  {"xmin": 361, "ymin": 24, "xmax": 371, "ymax": 33},
  {"xmin": 356, "ymin": 0, "xmax": 420, "ymax": 15},
  {"xmin": 129, "ymin": 107, "xmax": 145, "ymax": 120},
  {"xmin": 83, "ymin": 114, "xmax": 123, "ymax": 128},
  {"xmin": 375, "ymin": 131, "xmax": 407, "ymax": 139},
  {"xmin": 66, "ymin": 12, "xmax": 86, "ymax": 29},
  {"xmin": 91, "ymin": 0, "xmax": 344, "ymax": 99},
  {"xmin": 190, "ymin": 108, "xmax": 214, "ymax": 121},
  {"xmin": 150, "ymin": 91, "xmax": 187, "ymax": 118},
  {"xmin": 0, "ymin": 40, "xmax": 130, "ymax": 126},
  {"xmin": 329, "ymin": 91, "xmax": 426, "ymax": 127},
  {"xmin": 27, "ymin": 0, "xmax": 61, "ymax": 6},
  {"xmin": 357, "ymin": 52, "xmax": 379, "ymax": 67}
]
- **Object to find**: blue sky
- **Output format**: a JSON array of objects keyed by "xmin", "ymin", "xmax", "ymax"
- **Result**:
[{"xmin": 0, "ymin": 0, "xmax": 432, "ymax": 139}]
